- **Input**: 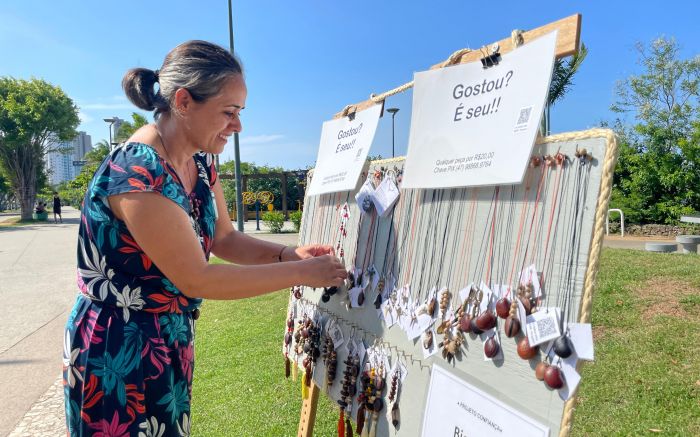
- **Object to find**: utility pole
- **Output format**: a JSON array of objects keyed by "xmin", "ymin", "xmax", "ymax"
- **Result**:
[{"xmin": 228, "ymin": 0, "xmax": 245, "ymax": 232}]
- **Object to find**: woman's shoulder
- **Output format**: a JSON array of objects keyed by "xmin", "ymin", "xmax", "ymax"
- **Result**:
[
  {"xmin": 88, "ymin": 142, "xmax": 174, "ymax": 200},
  {"xmin": 110, "ymin": 142, "xmax": 163, "ymax": 170}
]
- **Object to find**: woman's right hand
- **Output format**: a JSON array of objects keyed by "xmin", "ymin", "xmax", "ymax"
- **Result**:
[{"xmin": 300, "ymin": 254, "xmax": 347, "ymax": 288}]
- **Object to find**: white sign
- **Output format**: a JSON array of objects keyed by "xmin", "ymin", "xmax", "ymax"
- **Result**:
[
  {"xmin": 403, "ymin": 31, "xmax": 558, "ymax": 189},
  {"xmin": 306, "ymin": 104, "xmax": 382, "ymax": 195},
  {"xmin": 422, "ymin": 365, "xmax": 549, "ymax": 437}
]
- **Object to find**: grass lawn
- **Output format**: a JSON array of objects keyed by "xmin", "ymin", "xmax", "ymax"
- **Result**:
[
  {"xmin": 192, "ymin": 249, "xmax": 700, "ymax": 436},
  {"xmin": 571, "ymin": 249, "xmax": 700, "ymax": 436}
]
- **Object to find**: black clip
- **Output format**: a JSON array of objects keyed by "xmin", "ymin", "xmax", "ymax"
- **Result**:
[{"xmin": 480, "ymin": 43, "xmax": 501, "ymax": 69}]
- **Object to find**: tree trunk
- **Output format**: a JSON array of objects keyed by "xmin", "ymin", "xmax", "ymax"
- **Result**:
[
  {"xmin": 19, "ymin": 189, "xmax": 34, "ymax": 220},
  {"xmin": 16, "ymin": 163, "xmax": 36, "ymax": 220}
]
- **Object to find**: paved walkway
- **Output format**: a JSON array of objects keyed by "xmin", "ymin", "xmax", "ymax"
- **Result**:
[{"xmin": 0, "ymin": 207, "xmax": 80, "ymax": 437}]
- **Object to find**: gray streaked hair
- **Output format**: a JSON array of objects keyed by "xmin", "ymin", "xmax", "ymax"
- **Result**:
[{"xmin": 122, "ymin": 40, "xmax": 243, "ymax": 119}]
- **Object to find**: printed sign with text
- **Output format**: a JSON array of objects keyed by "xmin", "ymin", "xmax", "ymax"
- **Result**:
[
  {"xmin": 306, "ymin": 104, "xmax": 382, "ymax": 196},
  {"xmin": 403, "ymin": 31, "xmax": 557, "ymax": 188},
  {"xmin": 422, "ymin": 365, "xmax": 549, "ymax": 437}
]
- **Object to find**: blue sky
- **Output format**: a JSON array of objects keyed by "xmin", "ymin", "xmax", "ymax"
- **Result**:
[{"xmin": 1, "ymin": 1, "xmax": 699, "ymax": 169}]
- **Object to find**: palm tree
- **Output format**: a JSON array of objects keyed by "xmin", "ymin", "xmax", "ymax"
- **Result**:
[
  {"xmin": 542, "ymin": 43, "xmax": 588, "ymax": 135},
  {"xmin": 85, "ymin": 140, "xmax": 110, "ymax": 166}
]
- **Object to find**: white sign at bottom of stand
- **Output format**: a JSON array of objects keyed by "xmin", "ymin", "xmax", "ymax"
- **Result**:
[{"xmin": 422, "ymin": 365, "xmax": 549, "ymax": 437}]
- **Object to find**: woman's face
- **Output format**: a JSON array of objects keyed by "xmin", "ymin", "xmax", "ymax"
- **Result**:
[{"xmin": 182, "ymin": 74, "xmax": 247, "ymax": 155}]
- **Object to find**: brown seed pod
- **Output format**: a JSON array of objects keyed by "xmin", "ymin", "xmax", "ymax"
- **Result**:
[
  {"xmin": 517, "ymin": 336, "xmax": 538, "ymax": 360},
  {"xmin": 423, "ymin": 331, "xmax": 433, "ymax": 350},
  {"xmin": 427, "ymin": 298, "xmax": 437, "ymax": 318},
  {"xmin": 495, "ymin": 298, "xmax": 510, "ymax": 319},
  {"xmin": 373, "ymin": 397, "xmax": 384, "ymax": 412},
  {"xmin": 470, "ymin": 318, "xmax": 484, "ymax": 335},
  {"xmin": 484, "ymin": 336, "xmax": 499, "ymax": 358},
  {"xmin": 544, "ymin": 366, "xmax": 564, "ymax": 389},
  {"xmin": 475, "ymin": 310, "xmax": 496, "ymax": 330},
  {"xmin": 535, "ymin": 362, "xmax": 549, "ymax": 381},
  {"xmin": 504, "ymin": 316, "xmax": 521, "ymax": 338},
  {"xmin": 356, "ymin": 407, "xmax": 366, "ymax": 435},
  {"xmin": 519, "ymin": 296, "xmax": 532, "ymax": 315},
  {"xmin": 459, "ymin": 313, "xmax": 472, "ymax": 333},
  {"xmin": 391, "ymin": 402, "xmax": 400, "ymax": 428}
]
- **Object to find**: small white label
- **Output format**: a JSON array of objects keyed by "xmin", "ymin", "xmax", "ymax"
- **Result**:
[
  {"xmin": 568, "ymin": 323, "xmax": 595, "ymax": 361},
  {"xmin": 328, "ymin": 321, "xmax": 345, "ymax": 349},
  {"xmin": 348, "ymin": 286, "xmax": 364, "ymax": 308},
  {"xmin": 356, "ymin": 340, "xmax": 366, "ymax": 367},
  {"xmin": 372, "ymin": 176, "xmax": 400, "ymax": 216},
  {"xmin": 526, "ymin": 309, "xmax": 561, "ymax": 346},
  {"xmin": 355, "ymin": 179, "xmax": 375, "ymax": 215},
  {"xmin": 479, "ymin": 282, "xmax": 494, "ymax": 313}
]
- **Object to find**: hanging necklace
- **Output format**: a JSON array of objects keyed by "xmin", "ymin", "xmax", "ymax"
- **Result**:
[{"xmin": 157, "ymin": 130, "xmax": 202, "ymax": 235}]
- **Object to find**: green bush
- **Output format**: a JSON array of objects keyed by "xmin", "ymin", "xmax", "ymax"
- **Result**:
[
  {"xmin": 290, "ymin": 210, "xmax": 302, "ymax": 232},
  {"xmin": 262, "ymin": 210, "xmax": 284, "ymax": 233}
]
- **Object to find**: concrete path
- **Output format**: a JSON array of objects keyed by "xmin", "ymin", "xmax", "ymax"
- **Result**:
[
  {"xmin": 0, "ymin": 207, "xmax": 80, "ymax": 437},
  {"xmin": 0, "ymin": 208, "xmax": 298, "ymax": 436}
]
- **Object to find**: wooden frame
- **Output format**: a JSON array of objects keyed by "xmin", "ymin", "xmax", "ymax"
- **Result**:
[{"xmin": 333, "ymin": 14, "xmax": 581, "ymax": 119}]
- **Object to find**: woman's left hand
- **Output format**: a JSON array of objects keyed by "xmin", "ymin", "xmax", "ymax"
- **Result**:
[{"xmin": 290, "ymin": 244, "xmax": 334, "ymax": 260}]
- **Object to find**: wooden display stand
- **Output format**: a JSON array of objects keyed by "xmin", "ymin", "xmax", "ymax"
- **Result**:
[{"xmin": 297, "ymin": 14, "xmax": 584, "ymax": 437}]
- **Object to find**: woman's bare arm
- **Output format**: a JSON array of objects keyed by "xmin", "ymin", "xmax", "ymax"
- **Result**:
[
  {"xmin": 208, "ymin": 176, "xmax": 303, "ymax": 264},
  {"xmin": 108, "ymin": 192, "xmax": 346, "ymax": 300}
]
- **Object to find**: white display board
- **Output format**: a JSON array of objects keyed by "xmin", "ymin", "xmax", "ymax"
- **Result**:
[
  {"xmin": 291, "ymin": 132, "xmax": 615, "ymax": 437},
  {"xmin": 402, "ymin": 31, "xmax": 557, "ymax": 189},
  {"xmin": 306, "ymin": 104, "xmax": 383, "ymax": 196}
]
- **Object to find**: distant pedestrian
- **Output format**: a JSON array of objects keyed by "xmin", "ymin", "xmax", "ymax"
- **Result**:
[{"xmin": 53, "ymin": 192, "xmax": 62, "ymax": 223}]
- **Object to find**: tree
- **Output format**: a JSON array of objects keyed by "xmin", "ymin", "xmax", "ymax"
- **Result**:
[
  {"xmin": 84, "ymin": 140, "xmax": 110, "ymax": 166},
  {"xmin": 610, "ymin": 37, "xmax": 700, "ymax": 224},
  {"xmin": 0, "ymin": 78, "xmax": 80, "ymax": 219},
  {"xmin": 114, "ymin": 112, "xmax": 149, "ymax": 143},
  {"xmin": 542, "ymin": 43, "xmax": 588, "ymax": 135}
]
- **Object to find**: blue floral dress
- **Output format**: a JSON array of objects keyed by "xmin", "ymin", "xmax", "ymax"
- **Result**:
[{"xmin": 63, "ymin": 142, "xmax": 218, "ymax": 436}]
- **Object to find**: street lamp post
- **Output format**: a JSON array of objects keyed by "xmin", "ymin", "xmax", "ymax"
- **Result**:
[
  {"xmin": 103, "ymin": 117, "xmax": 116, "ymax": 151},
  {"xmin": 386, "ymin": 108, "xmax": 400, "ymax": 158},
  {"xmin": 228, "ymin": 0, "xmax": 245, "ymax": 232}
]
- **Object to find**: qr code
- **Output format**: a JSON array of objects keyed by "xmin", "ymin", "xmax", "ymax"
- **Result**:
[
  {"xmin": 516, "ymin": 107, "xmax": 533, "ymax": 126},
  {"xmin": 536, "ymin": 317, "xmax": 557, "ymax": 337}
]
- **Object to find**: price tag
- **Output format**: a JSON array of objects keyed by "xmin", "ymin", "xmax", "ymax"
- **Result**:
[
  {"xmin": 526, "ymin": 308, "xmax": 561, "ymax": 346},
  {"xmin": 372, "ymin": 176, "xmax": 400, "ymax": 216},
  {"xmin": 355, "ymin": 179, "xmax": 375, "ymax": 215},
  {"xmin": 327, "ymin": 320, "xmax": 345, "ymax": 349}
]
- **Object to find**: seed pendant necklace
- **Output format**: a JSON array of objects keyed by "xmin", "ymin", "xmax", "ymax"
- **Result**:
[{"xmin": 157, "ymin": 131, "xmax": 202, "ymax": 237}]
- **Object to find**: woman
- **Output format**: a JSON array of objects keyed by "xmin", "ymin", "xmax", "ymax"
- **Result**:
[
  {"xmin": 63, "ymin": 40, "xmax": 346, "ymax": 436},
  {"xmin": 53, "ymin": 191, "xmax": 62, "ymax": 223}
]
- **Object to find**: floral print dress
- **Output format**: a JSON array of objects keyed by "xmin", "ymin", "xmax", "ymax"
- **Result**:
[{"xmin": 63, "ymin": 142, "xmax": 218, "ymax": 436}]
